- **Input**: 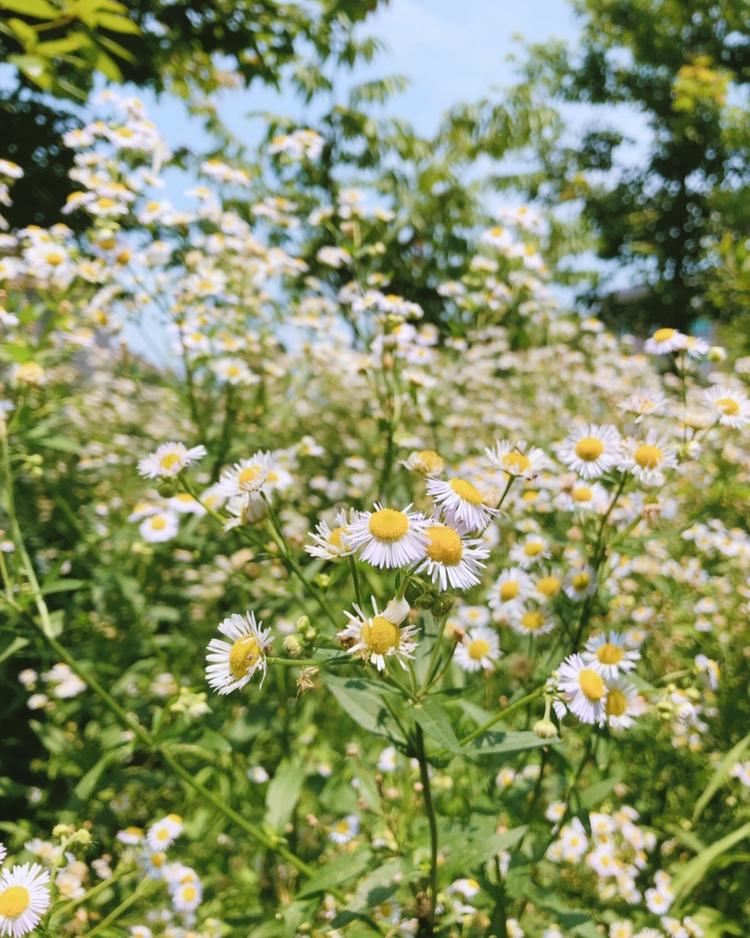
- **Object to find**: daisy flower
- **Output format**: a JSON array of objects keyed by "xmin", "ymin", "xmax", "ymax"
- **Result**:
[
  {"xmin": 205, "ymin": 611, "xmax": 272, "ymax": 694},
  {"xmin": 218, "ymin": 451, "xmax": 290, "ymax": 499},
  {"xmin": 147, "ymin": 814, "xmax": 183, "ymax": 852},
  {"xmin": 510, "ymin": 606, "xmax": 555, "ymax": 637},
  {"xmin": 558, "ymin": 424, "xmax": 622, "ymax": 480},
  {"xmin": 454, "ymin": 626, "xmax": 500, "ymax": 672},
  {"xmin": 604, "ymin": 681, "xmax": 644, "ymax": 731},
  {"xmin": 488, "ymin": 569, "xmax": 532, "ymax": 618},
  {"xmin": 555, "ymin": 481, "xmax": 609, "ymax": 513},
  {"xmin": 0, "ymin": 863, "xmax": 51, "ymax": 937},
  {"xmin": 583, "ymin": 632, "xmax": 640, "ymax": 679},
  {"xmin": 171, "ymin": 879, "xmax": 202, "ymax": 914},
  {"xmin": 329, "ymin": 815, "xmax": 360, "ymax": 844},
  {"xmin": 305, "ymin": 509, "xmax": 355, "ymax": 560},
  {"xmin": 139, "ymin": 511, "xmax": 179, "ymax": 543},
  {"xmin": 338, "ymin": 598, "xmax": 418, "ymax": 671},
  {"xmin": 141, "ymin": 850, "xmax": 168, "ymax": 879},
  {"xmin": 137, "ymin": 442, "xmax": 206, "ymax": 479},
  {"xmin": 619, "ymin": 389, "xmax": 668, "ymax": 422},
  {"xmin": 510, "ymin": 534, "xmax": 551, "ymax": 568},
  {"xmin": 533, "ymin": 573, "xmax": 563, "ymax": 602},
  {"xmin": 425, "ymin": 476, "xmax": 497, "ymax": 532},
  {"xmin": 0, "ymin": 844, "xmax": 5, "ymax": 865},
  {"xmin": 402, "ymin": 449, "xmax": 444, "ymax": 476},
  {"xmin": 557, "ymin": 653, "xmax": 607, "ymax": 725},
  {"xmin": 703, "ymin": 385, "xmax": 750, "ymax": 428},
  {"xmin": 116, "ymin": 827, "xmax": 144, "ymax": 846},
  {"xmin": 486, "ymin": 439, "xmax": 549, "ymax": 480},
  {"xmin": 643, "ymin": 327, "xmax": 686, "ymax": 355},
  {"xmin": 619, "ymin": 432, "xmax": 677, "ymax": 486},
  {"xmin": 167, "ymin": 492, "xmax": 206, "ymax": 516},
  {"xmin": 564, "ymin": 565, "xmax": 597, "ymax": 601},
  {"xmin": 346, "ymin": 504, "xmax": 428, "ymax": 569},
  {"xmin": 416, "ymin": 522, "xmax": 489, "ymax": 591}
]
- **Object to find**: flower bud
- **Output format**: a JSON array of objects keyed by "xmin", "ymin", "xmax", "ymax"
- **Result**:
[
  {"xmin": 414, "ymin": 591, "xmax": 436, "ymax": 609},
  {"xmin": 708, "ymin": 345, "xmax": 726, "ymax": 362},
  {"xmin": 383, "ymin": 597, "xmax": 410, "ymax": 626},
  {"xmin": 284, "ymin": 635, "xmax": 302, "ymax": 657},
  {"xmin": 533, "ymin": 718, "xmax": 558, "ymax": 740},
  {"xmin": 431, "ymin": 594, "xmax": 455, "ymax": 617},
  {"xmin": 157, "ymin": 478, "xmax": 179, "ymax": 498}
]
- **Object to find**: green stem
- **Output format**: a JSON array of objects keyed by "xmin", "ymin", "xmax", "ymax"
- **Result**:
[
  {"xmin": 415, "ymin": 725, "xmax": 439, "ymax": 929},
  {"xmin": 82, "ymin": 878, "xmax": 155, "ymax": 937},
  {"xmin": 348, "ymin": 554, "xmax": 363, "ymax": 608}
]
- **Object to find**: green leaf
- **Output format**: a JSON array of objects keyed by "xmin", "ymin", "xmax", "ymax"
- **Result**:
[
  {"xmin": 41, "ymin": 579, "xmax": 87, "ymax": 596},
  {"xmin": 0, "ymin": 0, "xmax": 58, "ymax": 17},
  {"xmin": 579, "ymin": 776, "xmax": 621, "ymax": 810},
  {"xmin": 297, "ymin": 849, "xmax": 372, "ymax": 898},
  {"xmin": 265, "ymin": 759, "xmax": 304, "ymax": 832},
  {"xmin": 0, "ymin": 635, "xmax": 29, "ymax": 665},
  {"xmin": 326, "ymin": 675, "xmax": 403, "ymax": 741},
  {"xmin": 73, "ymin": 752, "xmax": 119, "ymax": 801},
  {"xmin": 693, "ymin": 732, "xmax": 750, "ymax": 821},
  {"xmin": 92, "ymin": 47, "xmax": 122, "ymax": 82},
  {"xmin": 413, "ymin": 699, "xmax": 461, "ymax": 753},
  {"xmin": 443, "ymin": 824, "xmax": 526, "ymax": 873},
  {"xmin": 95, "ymin": 12, "xmax": 140, "ymax": 34},
  {"xmin": 672, "ymin": 821, "xmax": 750, "ymax": 901},
  {"xmin": 463, "ymin": 730, "xmax": 554, "ymax": 758},
  {"xmin": 7, "ymin": 18, "xmax": 39, "ymax": 49}
]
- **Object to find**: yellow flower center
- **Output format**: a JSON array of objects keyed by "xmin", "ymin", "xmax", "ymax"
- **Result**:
[
  {"xmin": 157, "ymin": 829, "xmax": 169, "ymax": 841},
  {"xmin": 468, "ymin": 638, "xmax": 491, "ymax": 660},
  {"xmin": 574, "ymin": 437, "xmax": 604, "ymax": 461},
  {"xmin": 361, "ymin": 616, "xmax": 400, "ymax": 655},
  {"xmin": 606, "ymin": 688, "xmax": 627, "ymax": 716},
  {"xmin": 521, "ymin": 611, "xmax": 544, "ymax": 631},
  {"xmin": 578, "ymin": 668, "xmax": 605, "ymax": 701},
  {"xmin": 182, "ymin": 886, "xmax": 198, "ymax": 902},
  {"xmin": 524, "ymin": 541, "xmax": 544, "ymax": 557},
  {"xmin": 536, "ymin": 575, "xmax": 561, "ymax": 598},
  {"xmin": 571, "ymin": 571, "xmax": 591, "ymax": 590},
  {"xmin": 499, "ymin": 580, "xmax": 519, "ymax": 601},
  {"xmin": 150, "ymin": 516, "xmax": 167, "ymax": 531},
  {"xmin": 229, "ymin": 635, "xmax": 261, "ymax": 679},
  {"xmin": 596, "ymin": 642, "xmax": 624, "ymax": 665},
  {"xmin": 167, "ymin": 814, "xmax": 182, "ymax": 824},
  {"xmin": 46, "ymin": 251, "xmax": 64, "ymax": 266},
  {"xmin": 716, "ymin": 397, "xmax": 739, "ymax": 416},
  {"xmin": 503, "ymin": 451, "xmax": 531, "ymax": 475},
  {"xmin": 368, "ymin": 509, "xmax": 409, "ymax": 541},
  {"xmin": 151, "ymin": 852, "xmax": 166, "ymax": 868},
  {"xmin": 653, "ymin": 328, "xmax": 676, "ymax": 342},
  {"xmin": 426, "ymin": 525, "xmax": 463, "ymax": 565},
  {"xmin": 572, "ymin": 486, "xmax": 592, "ymax": 502},
  {"xmin": 238, "ymin": 465, "xmax": 262, "ymax": 488},
  {"xmin": 416, "ymin": 450, "xmax": 444, "ymax": 474},
  {"xmin": 633, "ymin": 444, "xmax": 662, "ymax": 469},
  {"xmin": 97, "ymin": 197, "xmax": 115, "ymax": 209},
  {"xmin": 159, "ymin": 452, "xmax": 181, "ymax": 470},
  {"xmin": 449, "ymin": 478, "xmax": 483, "ymax": 505},
  {"xmin": 328, "ymin": 526, "xmax": 346, "ymax": 548},
  {"xmin": 0, "ymin": 886, "xmax": 30, "ymax": 918}
]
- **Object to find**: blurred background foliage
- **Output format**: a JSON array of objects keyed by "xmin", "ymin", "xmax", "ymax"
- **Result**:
[{"xmin": 1, "ymin": 0, "xmax": 749, "ymax": 340}]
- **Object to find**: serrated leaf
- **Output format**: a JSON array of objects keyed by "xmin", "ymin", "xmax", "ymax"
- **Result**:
[
  {"xmin": 297, "ymin": 849, "xmax": 372, "ymax": 898},
  {"xmin": 265, "ymin": 759, "xmax": 304, "ymax": 832},
  {"xmin": 413, "ymin": 698, "xmax": 460, "ymax": 753}
]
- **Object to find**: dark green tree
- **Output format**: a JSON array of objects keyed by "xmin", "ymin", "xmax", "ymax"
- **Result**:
[{"xmin": 520, "ymin": 0, "xmax": 750, "ymax": 330}]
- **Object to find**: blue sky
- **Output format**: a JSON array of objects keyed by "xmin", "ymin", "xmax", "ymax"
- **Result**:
[{"xmin": 142, "ymin": 0, "xmax": 583, "ymax": 149}]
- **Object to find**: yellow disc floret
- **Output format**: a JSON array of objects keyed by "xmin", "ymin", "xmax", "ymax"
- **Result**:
[
  {"xmin": 633, "ymin": 444, "xmax": 663, "ymax": 469},
  {"xmin": 653, "ymin": 328, "xmax": 676, "ymax": 342},
  {"xmin": 596, "ymin": 642, "xmax": 624, "ymax": 665},
  {"xmin": 229, "ymin": 635, "xmax": 261, "ymax": 679},
  {"xmin": 578, "ymin": 668, "xmax": 605, "ymax": 701},
  {"xmin": 449, "ymin": 478, "xmax": 483, "ymax": 505},
  {"xmin": 368, "ymin": 509, "xmax": 409, "ymax": 541},
  {"xmin": 575, "ymin": 437, "xmax": 605, "ymax": 461},
  {"xmin": 606, "ymin": 688, "xmax": 627, "ymax": 716},
  {"xmin": 503, "ymin": 451, "xmax": 531, "ymax": 475},
  {"xmin": 536, "ymin": 575, "xmax": 561, "ymax": 598},
  {"xmin": 500, "ymin": 580, "xmax": 519, "ymax": 602},
  {"xmin": 362, "ymin": 616, "xmax": 400, "ymax": 655},
  {"xmin": 0, "ymin": 886, "xmax": 30, "ymax": 919},
  {"xmin": 468, "ymin": 638, "xmax": 491, "ymax": 660},
  {"xmin": 426, "ymin": 525, "xmax": 463, "ymax": 565},
  {"xmin": 716, "ymin": 397, "xmax": 739, "ymax": 416},
  {"xmin": 521, "ymin": 611, "xmax": 544, "ymax": 631}
]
